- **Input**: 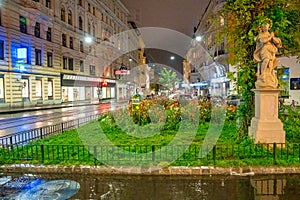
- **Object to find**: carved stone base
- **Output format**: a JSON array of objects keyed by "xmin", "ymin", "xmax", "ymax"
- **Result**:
[
  {"xmin": 255, "ymin": 74, "xmax": 278, "ymax": 89},
  {"xmin": 248, "ymin": 89, "xmax": 285, "ymax": 144}
]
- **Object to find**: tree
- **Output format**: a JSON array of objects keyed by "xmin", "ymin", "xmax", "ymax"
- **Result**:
[
  {"xmin": 158, "ymin": 68, "xmax": 179, "ymax": 92},
  {"xmin": 219, "ymin": 0, "xmax": 300, "ymax": 138}
]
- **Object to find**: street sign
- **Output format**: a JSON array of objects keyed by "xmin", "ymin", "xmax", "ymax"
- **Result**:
[{"xmin": 115, "ymin": 70, "xmax": 130, "ymax": 75}]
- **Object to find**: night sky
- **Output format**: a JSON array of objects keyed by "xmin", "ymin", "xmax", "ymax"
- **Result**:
[{"xmin": 121, "ymin": 0, "xmax": 210, "ymax": 75}]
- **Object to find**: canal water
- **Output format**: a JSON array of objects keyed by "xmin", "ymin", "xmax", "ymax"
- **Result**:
[{"xmin": 1, "ymin": 172, "xmax": 300, "ymax": 199}]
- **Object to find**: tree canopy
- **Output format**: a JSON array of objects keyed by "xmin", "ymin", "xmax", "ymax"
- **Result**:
[{"xmin": 158, "ymin": 68, "xmax": 179, "ymax": 91}]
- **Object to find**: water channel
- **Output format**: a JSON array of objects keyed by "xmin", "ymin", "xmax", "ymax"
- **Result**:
[{"xmin": 1, "ymin": 172, "xmax": 300, "ymax": 199}]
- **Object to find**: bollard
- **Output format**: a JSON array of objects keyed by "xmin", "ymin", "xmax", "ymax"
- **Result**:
[
  {"xmin": 40, "ymin": 128, "xmax": 43, "ymax": 139},
  {"xmin": 152, "ymin": 145, "xmax": 155, "ymax": 164},
  {"xmin": 213, "ymin": 145, "xmax": 216, "ymax": 166},
  {"xmin": 94, "ymin": 146, "xmax": 97, "ymax": 166}
]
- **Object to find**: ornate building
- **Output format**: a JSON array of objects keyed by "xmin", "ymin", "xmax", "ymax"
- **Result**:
[
  {"xmin": 0, "ymin": 0, "xmax": 141, "ymax": 108},
  {"xmin": 185, "ymin": 0, "xmax": 229, "ymax": 97}
]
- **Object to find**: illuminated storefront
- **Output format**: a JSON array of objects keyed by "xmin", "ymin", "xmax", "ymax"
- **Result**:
[
  {"xmin": 0, "ymin": 74, "xmax": 4, "ymax": 103},
  {"xmin": 61, "ymin": 74, "xmax": 116, "ymax": 102}
]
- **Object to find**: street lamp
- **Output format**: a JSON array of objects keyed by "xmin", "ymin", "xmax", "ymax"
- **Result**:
[
  {"xmin": 85, "ymin": 35, "xmax": 93, "ymax": 44},
  {"xmin": 195, "ymin": 35, "xmax": 202, "ymax": 41}
]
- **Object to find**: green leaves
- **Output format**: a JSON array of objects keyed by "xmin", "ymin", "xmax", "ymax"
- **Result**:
[
  {"xmin": 158, "ymin": 67, "xmax": 179, "ymax": 91},
  {"xmin": 217, "ymin": 0, "xmax": 300, "ymax": 138}
]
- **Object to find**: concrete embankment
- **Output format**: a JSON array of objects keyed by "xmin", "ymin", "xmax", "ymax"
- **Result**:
[{"xmin": 1, "ymin": 165, "xmax": 300, "ymax": 176}]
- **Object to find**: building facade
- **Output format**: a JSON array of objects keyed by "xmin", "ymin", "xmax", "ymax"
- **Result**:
[
  {"xmin": 279, "ymin": 56, "xmax": 300, "ymax": 103},
  {"xmin": 186, "ymin": 0, "xmax": 229, "ymax": 97},
  {"xmin": 0, "ymin": 0, "xmax": 139, "ymax": 109}
]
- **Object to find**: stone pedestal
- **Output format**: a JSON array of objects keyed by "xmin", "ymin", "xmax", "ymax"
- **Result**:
[{"xmin": 248, "ymin": 89, "xmax": 285, "ymax": 144}]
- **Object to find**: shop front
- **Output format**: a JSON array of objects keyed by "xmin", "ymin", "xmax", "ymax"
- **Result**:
[
  {"xmin": 98, "ymin": 78, "xmax": 116, "ymax": 100},
  {"xmin": 61, "ymin": 74, "xmax": 116, "ymax": 102},
  {"xmin": 210, "ymin": 76, "xmax": 230, "ymax": 97}
]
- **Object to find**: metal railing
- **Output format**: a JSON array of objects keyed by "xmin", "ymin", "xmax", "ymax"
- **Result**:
[
  {"xmin": 0, "ymin": 114, "xmax": 101, "ymax": 147},
  {"xmin": 0, "ymin": 143, "xmax": 299, "ymax": 166}
]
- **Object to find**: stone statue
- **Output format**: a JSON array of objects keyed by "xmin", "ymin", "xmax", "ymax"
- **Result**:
[{"xmin": 254, "ymin": 19, "xmax": 282, "ymax": 89}]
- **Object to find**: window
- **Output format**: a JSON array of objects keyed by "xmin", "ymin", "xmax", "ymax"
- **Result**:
[
  {"xmin": 61, "ymin": 8, "xmax": 65, "ymax": 21},
  {"xmin": 88, "ymin": 3, "xmax": 91, "ymax": 12},
  {"xmin": 277, "ymin": 68, "xmax": 289, "ymax": 97},
  {"xmin": 0, "ymin": 8, "xmax": 2, "ymax": 26},
  {"xmin": 69, "ymin": 37, "xmax": 73, "ymax": 49},
  {"xmin": 80, "ymin": 60, "xmax": 84, "ymax": 72},
  {"xmin": 90, "ymin": 65, "xmax": 95, "ymax": 75},
  {"xmin": 68, "ymin": 10, "xmax": 72, "ymax": 25},
  {"xmin": 20, "ymin": 16, "xmax": 27, "ymax": 33},
  {"xmin": 46, "ymin": 0, "xmax": 51, "ymax": 8},
  {"xmin": 36, "ymin": 78, "xmax": 42, "ymax": 97},
  {"xmin": 88, "ymin": 22, "xmax": 91, "ymax": 34},
  {"xmin": 290, "ymin": 78, "xmax": 300, "ymax": 90},
  {"xmin": 62, "ymin": 34, "xmax": 67, "ymax": 47},
  {"xmin": 78, "ymin": 16, "xmax": 83, "ymax": 30},
  {"xmin": 46, "ymin": 27, "xmax": 51, "ymax": 41},
  {"xmin": 21, "ymin": 78, "xmax": 29, "ymax": 98},
  {"xmin": 93, "ymin": 7, "xmax": 95, "ymax": 15},
  {"xmin": 63, "ymin": 56, "xmax": 67, "ymax": 69},
  {"xmin": 33, "ymin": 0, "xmax": 40, "ymax": 2},
  {"xmin": 48, "ymin": 79, "xmax": 53, "ymax": 99},
  {"xmin": 93, "ymin": 25, "xmax": 95, "ymax": 37},
  {"xmin": 34, "ymin": 22, "xmax": 40, "ymax": 37},
  {"xmin": 47, "ymin": 52, "xmax": 53, "ymax": 67},
  {"xmin": 68, "ymin": 58, "xmax": 73, "ymax": 70},
  {"xmin": 0, "ymin": 40, "xmax": 4, "ymax": 60},
  {"xmin": 78, "ymin": 0, "xmax": 83, "ymax": 6},
  {"xmin": 17, "ymin": 47, "xmax": 29, "ymax": 64},
  {"xmin": 0, "ymin": 75, "xmax": 4, "ymax": 99},
  {"xmin": 80, "ymin": 41, "xmax": 84, "ymax": 52},
  {"xmin": 35, "ymin": 49, "xmax": 42, "ymax": 66}
]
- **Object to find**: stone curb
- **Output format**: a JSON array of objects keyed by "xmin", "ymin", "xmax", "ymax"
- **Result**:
[{"xmin": 1, "ymin": 165, "xmax": 300, "ymax": 175}]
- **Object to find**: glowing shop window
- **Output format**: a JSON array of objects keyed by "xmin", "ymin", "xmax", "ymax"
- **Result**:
[
  {"xmin": 36, "ymin": 80, "xmax": 42, "ymax": 97},
  {"xmin": 48, "ymin": 80, "xmax": 53, "ymax": 96}
]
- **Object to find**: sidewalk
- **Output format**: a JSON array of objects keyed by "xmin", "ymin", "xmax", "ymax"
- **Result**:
[{"xmin": 0, "ymin": 99, "xmax": 116, "ymax": 115}]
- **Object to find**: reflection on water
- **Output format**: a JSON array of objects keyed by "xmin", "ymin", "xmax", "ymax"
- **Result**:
[{"xmin": 1, "ymin": 173, "xmax": 300, "ymax": 199}]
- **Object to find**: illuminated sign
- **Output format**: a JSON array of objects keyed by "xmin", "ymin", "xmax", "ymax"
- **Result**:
[
  {"xmin": 102, "ymin": 80, "xmax": 108, "ymax": 87},
  {"xmin": 115, "ymin": 70, "xmax": 130, "ymax": 75},
  {"xmin": 63, "ymin": 75, "xmax": 116, "ymax": 83},
  {"xmin": 17, "ymin": 47, "xmax": 27, "ymax": 63}
]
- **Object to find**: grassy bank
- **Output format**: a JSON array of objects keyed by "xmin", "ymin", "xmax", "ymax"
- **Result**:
[{"xmin": 0, "ymin": 101, "xmax": 299, "ymax": 167}]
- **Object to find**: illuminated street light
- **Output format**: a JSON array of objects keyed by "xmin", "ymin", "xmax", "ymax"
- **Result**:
[
  {"xmin": 85, "ymin": 36, "xmax": 93, "ymax": 44},
  {"xmin": 195, "ymin": 36, "xmax": 202, "ymax": 41}
]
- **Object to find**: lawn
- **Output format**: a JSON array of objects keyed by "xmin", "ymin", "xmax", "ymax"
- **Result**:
[{"xmin": 1, "ymin": 100, "xmax": 300, "ymax": 167}]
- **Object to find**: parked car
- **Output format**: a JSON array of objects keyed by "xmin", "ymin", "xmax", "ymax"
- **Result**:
[
  {"xmin": 169, "ymin": 93, "xmax": 179, "ymax": 100},
  {"xmin": 178, "ymin": 94, "xmax": 193, "ymax": 101},
  {"xmin": 226, "ymin": 95, "xmax": 241, "ymax": 106},
  {"xmin": 211, "ymin": 96, "xmax": 224, "ymax": 105},
  {"xmin": 191, "ymin": 93, "xmax": 198, "ymax": 100},
  {"xmin": 145, "ymin": 94, "xmax": 153, "ymax": 100}
]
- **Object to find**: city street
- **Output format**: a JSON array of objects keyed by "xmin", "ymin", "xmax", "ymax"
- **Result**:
[{"xmin": 0, "ymin": 101, "xmax": 126, "ymax": 137}]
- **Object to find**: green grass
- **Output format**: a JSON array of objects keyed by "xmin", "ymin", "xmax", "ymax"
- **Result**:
[{"xmin": 1, "ymin": 112, "xmax": 300, "ymax": 167}]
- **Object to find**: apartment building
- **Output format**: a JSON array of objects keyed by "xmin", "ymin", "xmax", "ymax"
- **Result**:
[
  {"xmin": 185, "ymin": 0, "xmax": 228, "ymax": 97},
  {"xmin": 0, "ymin": 0, "xmax": 141, "ymax": 109}
]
